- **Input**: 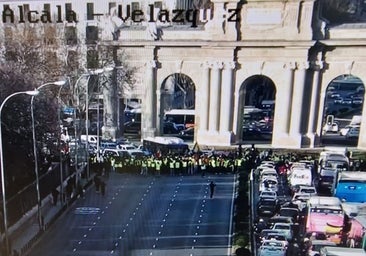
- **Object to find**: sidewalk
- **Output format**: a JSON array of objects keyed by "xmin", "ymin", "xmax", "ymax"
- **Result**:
[{"xmin": 6, "ymin": 177, "xmax": 94, "ymax": 256}]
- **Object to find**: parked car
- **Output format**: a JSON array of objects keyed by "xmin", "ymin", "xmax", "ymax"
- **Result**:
[
  {"xmin": 333, "ymin": 97, "xmax": 343, "ymax": 104},
  {"xmin": 257, "ymin": 197, "xmax": 279, "ymax": 217},
  {"xmin": 179, "ymin": 127, "xmax": 194, "ymax": 139},
  {"xmin": 259, "ymin": 190, "xmax": 278, "ymax": 201},
  {"xmin": 124, "ymin": 121, "xmax": 141, "ymax": 134},
  {"xmin": 163, "ymin": 121, "xmax": 181, "ymax": 134},
  {"xmin": 271, "ymin": 223, "xmax": 293, "ymax": 241},
  {"xmin": 341, "ymin": 97, "xmax": 353, "ymax": 105},
  {"xmin": 322, "ymin": 122, "xmax": 339, "ymax": 134},
  {"xmin": 258, "ymin": 240, "xmax": 287, "ymax": 256},
  {"xmin": 259, "ymin": 177, "xmax": 279, "ymax": 192},
  {"xmin": 102, "ymin": 148, "xmax": 130, "ymax": 158},
  {"xmin": 242, "ymin": 124, "xmax": 262, "ymax": 138},
  {"xmin": 345, "ymin": 126, "xmax": 360, "ymax": 139},
  {"xmin": 339, "ymin": 125, "xmax": 357, "ymax": 136},
  {"xmin": 352, "ymin": 97, "xmax": 363, "ymax": 105}
]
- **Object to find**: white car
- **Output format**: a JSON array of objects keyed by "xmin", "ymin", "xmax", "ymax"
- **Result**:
[
  {"xmin": 260, "ymin": 169, "xmax": 278, "ymax": 181},
  {"xmin": 259, "ymin": 190, "xmax": 278, "ymax": 200},
  {"xmin": 340, "ymin": 125, "xmax": 359, "ymax": 136},
  {"xmin": 322, "ymin": 122, "xmax": 339, "ymax": 134},
  {"xmin": 291, "ymin": 193, "xmax": 311, "ymax": 211},
  {"xmin": 259, "ymin": 177, "xmax": 279, "ymax": 192},
  {"xmin": 271, "ymin": 223, "xmax": 293, "ymax": 241},
  {"xmin": 298, "ymin": 185, "xmax": 317, "ymax": 196},
  {"xmin": 258, "ymin": 240, "xmax": 287, "ymax": 256}
]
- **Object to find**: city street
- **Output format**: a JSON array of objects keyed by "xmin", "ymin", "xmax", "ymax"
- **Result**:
[{"xmin": 26, "ymin": 172, "xmax": 236, "ymax": 256}]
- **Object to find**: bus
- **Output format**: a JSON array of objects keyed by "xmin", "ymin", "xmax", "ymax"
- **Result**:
[
  {"xmin": 306, "ymin": 196, "xmax": 345, "ymax": 244},
  {"xmin": 164, "ymin": 109, "xmax": 195, "ymax": 129},
  {"xmin": 142, "ymin": 136, "xmax": 189, "ymax": 155},
  {"xmin": 329, "ymin": 77, "xmax": 363, "ymax": 92},
  {"xmin": 335, "ymin": 172, "xmax": 366, "ymax": 203},
  {"xmin": 320, "ymin": 246, "xmax": 366, "ymax": 256}
]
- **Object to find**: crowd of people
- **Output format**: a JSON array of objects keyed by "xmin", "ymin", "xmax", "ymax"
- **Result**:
[{"xmin": 88, "ymin": 144, "xmax": 262, "ymax": 177}]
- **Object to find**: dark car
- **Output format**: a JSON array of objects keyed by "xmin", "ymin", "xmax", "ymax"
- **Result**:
[
  {"xmin": 257, "ymin": 198, "xmax": 279, "ymax": 217},
  {"xmin": 163, "ymin": 121, "xmax": 180, "ymax": 134},
  {"xmin": 123, "ymin": 121, "xmax": 141, "ymax": 134},
  {"xmin": 279, "ymin": 207, "xmax": 299, "ymax": 223},
  {"xmin": 242, "ymin": 124, "xmax": 261, "ymax": 138},
  {"xmin": 179, "ymin": 127, "xmax": 194, "ymax": 139},
  {"xmin": 266, "ymin": 216, "xmax": 293, "ymax": 229}
]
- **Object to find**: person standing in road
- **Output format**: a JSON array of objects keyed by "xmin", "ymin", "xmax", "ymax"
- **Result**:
[
  {"xmin": 209, "ymin": 181, "xmax": 216, "ymax": 198},
  {"xmin": 100, "ymin": 180, "xmax": 106, "ymax": 196}
]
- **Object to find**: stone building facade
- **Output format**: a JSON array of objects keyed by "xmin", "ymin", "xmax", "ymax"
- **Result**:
[{"xmin": 1, "ymin": 0, "xmax": 366, "ymax": 149}]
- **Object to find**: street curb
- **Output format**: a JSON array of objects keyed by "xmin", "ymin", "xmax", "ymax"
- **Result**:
[{"xmin": 16, "ymin": 177, "xmax": 95, "ymax": 256}]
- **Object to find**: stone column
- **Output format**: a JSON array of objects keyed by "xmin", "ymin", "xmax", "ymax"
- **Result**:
[
  {"xmin": 307, "ymin": 61, "xmax": 323, "ymax": 147},
  {"xmin": 289, "ymin": 62, "xmax": 309, "ymax": 137},
  {"xmin": 141, "ymin": 60, "xmax": 157, "ymax": 138},
  {"xmin": 208, "ymin": 61, "xmax": 222, "ymax": 132},
  {"xmin": 219, "ymin": 61, "xmax": 235, "ymax": 132},
  {"xmin": 199, "ymin": 61, "xmax": 210, "ymax": 131},
  {"xmin": 102, "ymin": 68, "xmax": 118, "ymax": 140},
  {"xmin": 274, "ymin": 62, "xmax": 295, "ymax": 136}
]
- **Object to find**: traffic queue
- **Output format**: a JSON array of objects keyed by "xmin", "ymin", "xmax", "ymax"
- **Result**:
[{"xmin": 253, "ymin": 149, "xmax": 366, "ymax": 256}]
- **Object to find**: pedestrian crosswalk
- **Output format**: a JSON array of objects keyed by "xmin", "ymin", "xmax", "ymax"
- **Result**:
[{"xmin": 74, "ymin": 207, "xmax": 101, "ymax": 215}]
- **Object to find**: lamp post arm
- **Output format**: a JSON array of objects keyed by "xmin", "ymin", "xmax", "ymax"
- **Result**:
[{"xmin": 0, "ymin": 90, "xmax": 38, "ymax": 255}]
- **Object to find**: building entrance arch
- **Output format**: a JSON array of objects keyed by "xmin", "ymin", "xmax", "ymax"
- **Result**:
[
  {"xmin": 321, "ymin": 74, "xmax": 365, "ymax": 147},
  {"xmin": 160, "ymin": 73, "xmax": 196, "ymax": 138},
  {"xmin": 237, "ymin": 75, "xmax": 276, "ymax": 143}
]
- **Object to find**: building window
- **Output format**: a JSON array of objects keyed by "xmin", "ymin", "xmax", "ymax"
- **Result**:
[
  {"xmin": 87, "ymin": 3, "xmax": 94, "ymax": 20},
  {"xmin": 87, "ymin": 48, "xmax": 98, "ymax": 69},
  {"xmin": 43, "ymin": 4, "xmax": 50, "ymax": 12},
  {"xmin": 154, "ymin": 1, "xmax": 163, "ymax": 9},
  {"xmin": 65, "ymin": 3, "xmax": 72, "ymax": 13},
  {"xmin": 44, "ymin": 26, "xmax": 57, "ymax": 45},
  {"xmin": 109, "ymin": 2, "xmax": 116, "ymax": 14},
  {"xmin": 23, "ymin": 4, "xmax": 29, "ymax": 14},
  {"xmin": 4, "ymin": 27, "xmax": 12, "ymax": 40},
  {"xmin": 86, "ymin": 26, "xmax": 98, "ymax": 44},
  {"xmin": 67, "ymin": 50, "xmax": 79, "ymax": 71},
  {"xmin": 131, "ymin": 2, "xmax": 140, "ymax": 12},
  {"xmin": 65, "ymin": 26, "xmax": 77, "ymax": 45}
]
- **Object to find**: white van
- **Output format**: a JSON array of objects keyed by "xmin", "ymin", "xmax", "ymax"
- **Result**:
[
  {"xmin": 80, "ymin": 135, "xmax": 99, "ymax": 144},
  {"xmin": 320, "ymin": 246, "xmax": 366, "ymax": 256},
  {"xmin": 289, "ymin": 168, "xmax": 312, "ymax": 188}
]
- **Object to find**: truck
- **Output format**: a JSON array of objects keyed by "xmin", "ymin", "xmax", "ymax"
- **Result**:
[{"xmin": 318, "ymin": 151, "xmax": 349, "ymax": 193}]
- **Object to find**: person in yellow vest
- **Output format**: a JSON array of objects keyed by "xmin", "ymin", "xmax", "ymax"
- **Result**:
[
  {"xmin": 210, "ymin": 157, "xmax": 216, "ymax": 173},
  {"xmin": 201, "ymin": 159, "xmax": 206, "ymax": 177},
  {"xmin": 110, "ymin": 156, "xmax": 116, "ymax": 172},
  {"xmin": 150, "ymin": 157, "xmax": 156, "ymax": 174},
  {"xmin": 169, "ymin": 157, "xmax": 175, "ymax": 176},
  {"xmin": 115, "ymin": 160, "xmax": 123, "ymax": 173},
  {"xmin": 162, "ymin": 157, "xmax": 169, "ymax": 175},
  {"xmin": 155, "ymin": 158, "xmax": 162, "ymax": 176},
  {"xmin": 182, "ymin": 157, "xmax": 188, "ymax": 175},
  {"xmin": 147, "ymin": 157, "xmax": 152, "ymax": 174},
  {"xmin": 188, "ymin": 156, "xmax": 193, "ymax": 175},
  {"xmin": 174, "ymin": 157, "xmax": 181, "ymax": 175},
  {"xmin": 141, "ymin": 157, "xmax": 148, "ymax": 175}
]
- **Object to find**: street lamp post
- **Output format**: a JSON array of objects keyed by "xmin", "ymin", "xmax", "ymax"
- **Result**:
[
  {"xmin": 31, "ymin": 81, "xmax": 66, "ymax": 230},
  {"xmin": 0, "ymin": 90, "xmax": 39, "ymax": 255},
  {"xmin": 73, "ymin": 69, "xmax": 104, "ymax": 182}
]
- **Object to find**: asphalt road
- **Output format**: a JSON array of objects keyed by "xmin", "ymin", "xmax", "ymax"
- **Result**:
[{"xmin": 26, "ymin": 172, "xmax": 236, "ymax": 256}]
